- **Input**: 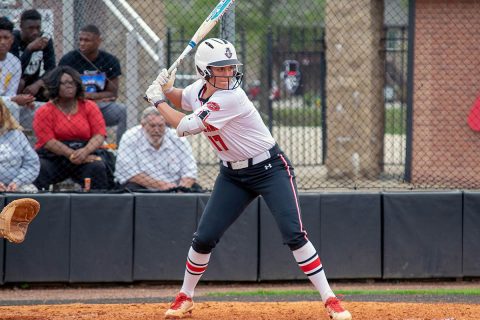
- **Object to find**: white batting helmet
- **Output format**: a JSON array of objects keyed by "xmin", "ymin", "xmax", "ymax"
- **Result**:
[{"xmin": 195, "ymin": 38, "xmax": 243, "ymax": 89}]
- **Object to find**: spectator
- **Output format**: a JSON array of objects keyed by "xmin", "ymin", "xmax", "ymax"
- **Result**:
[
  {"xmin": 0, "ymin": 98, "xmax": 39, "ymax": 192},
  {"xmin": 33, "ymin": 66, "xmax": 109, "ymax": 191},
  {"xmin": 0, "ymin": 16, "xmax": 35, "ymax": 124},
  {"xmin": 59, "ymin": 24, "xmax": 127, "ymax": 143},
  {"xmin": 115, "ymin": 106, "xmax": 199, "ymax": 192},
  {"xmin": 467, "ymin": 94, "xmax": 480, "ymax": 131},
  {"xmin": 10, "ymin": 9, "xmax": 56, "ymax": 103}
]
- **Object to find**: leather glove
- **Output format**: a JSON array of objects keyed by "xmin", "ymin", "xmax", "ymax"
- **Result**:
[
  {"xmin": 156, "ymin": 68, "xmax": 177, "ymax": 93},
  {"xmin": 145, "ymin": 81, "xmax": 166, "ymax": 106},
  {"xmin": 0, "ymin": 198, "xmax": 40, "ymax": 243}
]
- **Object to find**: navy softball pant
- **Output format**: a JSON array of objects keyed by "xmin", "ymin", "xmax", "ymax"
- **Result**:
[{"xmin": 192, "ymin": 145, "xmax": 309, "ymax": 254}]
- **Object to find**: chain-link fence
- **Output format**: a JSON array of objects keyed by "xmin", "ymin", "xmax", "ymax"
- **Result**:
[{"xmin": 1, "ymin": 0, "xmax": 479, "ymax": 193}]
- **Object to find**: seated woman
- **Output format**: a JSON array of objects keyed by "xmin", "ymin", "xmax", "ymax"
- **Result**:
[
  {"xmin": 33, "ymin": 66, "xmax": 109, "ymax": 191},
  {"xmin": 0, "ymin": 99, "xmax": 40, "ymax": 192}
]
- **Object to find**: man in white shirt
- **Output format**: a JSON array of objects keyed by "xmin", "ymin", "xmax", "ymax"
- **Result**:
[
  {"xmin": 0, "ymin": 17, "xmax": 35, "ymax": 124},
  {"xmin": 115, "ymin": 106, "xmax": 198, "ymax": 191}
]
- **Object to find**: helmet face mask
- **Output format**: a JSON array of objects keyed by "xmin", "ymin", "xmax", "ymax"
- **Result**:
[
  {"xmin": 195, "ymin": 38, "xmax": 244, "ymax": 90},
  {"xmin": 206, "ymin": 65, "xmax": 243, "ymax": 90}
]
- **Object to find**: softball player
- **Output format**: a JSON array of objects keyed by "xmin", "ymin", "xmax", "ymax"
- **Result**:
[{"xmin": 145, "ymin": 38, "xmax": 352, "ymax": 320}]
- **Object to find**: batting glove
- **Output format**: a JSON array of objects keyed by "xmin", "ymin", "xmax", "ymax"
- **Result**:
[
  {"xmin": 156, "ymin": 68, "xmax": 177, "ymax": 94},
  {"xmin": 145, "ymin": 82, "xmax": 166, "ymax": 106}
]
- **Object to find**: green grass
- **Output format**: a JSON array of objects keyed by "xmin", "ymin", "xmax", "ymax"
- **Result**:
[{"xmin": 205, "ymin": 288, "xmax": 480, "ymax": 297}]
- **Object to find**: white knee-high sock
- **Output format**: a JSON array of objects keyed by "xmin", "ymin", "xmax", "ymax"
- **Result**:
[
  {"xmin": 292, "ymin": 241, "xmax": 335, "ymax": 303},
  {"xmin": 180, "ymin": 247, "xmax": 211, "ymax": 298}
]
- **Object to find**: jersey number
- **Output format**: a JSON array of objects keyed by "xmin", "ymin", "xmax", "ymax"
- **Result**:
[{"xmin": 208, "ymin": 135, "xmax": 229, "ymax": 151}]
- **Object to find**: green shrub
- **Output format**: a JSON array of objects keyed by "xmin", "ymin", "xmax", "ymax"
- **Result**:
[
  {"xmin": 267, "ymin": 105, "xmax": 406, "ymax": 135},
  {"xmin": 272, "ymin": 107, "xmax": 322, "ymax": 126},
  {"xmin": 385, "ymin": 107, "xmax": 406, "ymax": 135}
]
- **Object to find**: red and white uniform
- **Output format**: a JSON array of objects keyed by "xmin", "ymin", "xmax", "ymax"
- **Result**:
[
  {"xmin": 181, "ymin": 79, "xmax": 275, "ymax": 162},
  {"xmin": 167, "ymin": 38, "xmax": 349, "ymax": 320}
]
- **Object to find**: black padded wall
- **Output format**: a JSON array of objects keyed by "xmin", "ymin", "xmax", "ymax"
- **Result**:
[
  {"xmin": 5, "ymin": 194, "xmax": 70, "ymax": 282},
  {"xmin": 383, "ymin": 191, "xmax": 463, "ymax": 278},
  {"xmin": 200, "ymin": 195, "xmax": 259, "ymax": 281},
  {"xmin": 320, "ymin": 193, "xmax": 382, "ymax": 279},
  {"xmin": 0, "ymin": 191, "xmax": 473, "ymax": 284},
  {"xmin": 69, "ymin": 194, "xmax": 134, "ymax": 282},
  {"xmin": 259, "ymin": 193, "xmax": 321, "ymax": 280},
  {"xmin": 133, "ymin": 193, "xmax": 198, "ymax": 280},
  {"xmin": 463, "ymin": 192, "xmax": 480, "ymax": 276}
]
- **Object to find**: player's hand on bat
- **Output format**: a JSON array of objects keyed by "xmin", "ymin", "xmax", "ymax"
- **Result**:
[
  {"xmin": 145, "ymin": 81, "xmax": 166, "ymax": 105},
  {"xmin": 156, "ymin": 68, "xmax": 177, "ymax": 94}
]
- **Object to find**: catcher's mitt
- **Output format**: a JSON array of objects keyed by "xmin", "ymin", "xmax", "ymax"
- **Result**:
[{"xmin": 0, "ymin": 198, "xmax": 40, "ymax": 243}]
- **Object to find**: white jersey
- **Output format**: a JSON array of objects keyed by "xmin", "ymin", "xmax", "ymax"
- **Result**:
[
  {"xmin": 0, "ymin": 52, "xmax": 21, "ymax": 97},
  {"xmin": 182, "ymin": 79, "xmax": 275, "ymax": 162}
]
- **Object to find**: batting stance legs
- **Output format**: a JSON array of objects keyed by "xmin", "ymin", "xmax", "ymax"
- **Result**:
[{"xmin": 165, "ymin": 150, "xmax": 351, "ymax": 320}]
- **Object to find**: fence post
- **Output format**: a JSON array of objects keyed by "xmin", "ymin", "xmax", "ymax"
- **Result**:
[
  {"xmin": 166, "ymin": 28, "xmax": 171, "ymax": 69},
  {"xmin": 126, "ymin": 31, "xmax": 139, "ymax": 128},
  {"xmin": 325, "ymin": 0, "xmax": 385, "ymax": 180},
  {"xmin": 240, "ymin": 29, "xmax": 247, "ymax": 90},
  {"xmin": 62, "ymin": 0, "xmax": 75, "ymax": 56},
  {"xmin": 404, "ymin": 0, "xmax": 416, "ymax": 183},
  {"xmin": 221, "ymin": 4, "xmax": 235, "ymax": 43},
  {"xmin": 320, "ymin": 32, "xmax": 327, "ymax": 165},
  {"xmin": 266, "ymin": 27, "xmax": 273, "ymax": 133}
]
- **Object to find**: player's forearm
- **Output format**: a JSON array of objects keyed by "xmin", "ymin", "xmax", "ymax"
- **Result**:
[
  {"xmin": 165, "ymin": 88, "xmax": 183, "ymax": 109},
  {"xmin": 155, "ymin": 101, "xmax": 186, "ymax": 128}
]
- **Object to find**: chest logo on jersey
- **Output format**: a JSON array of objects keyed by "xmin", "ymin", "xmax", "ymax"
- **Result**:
[{"xmin": 206, "ymin": 101, "xmax": 220, "ymax": 111}]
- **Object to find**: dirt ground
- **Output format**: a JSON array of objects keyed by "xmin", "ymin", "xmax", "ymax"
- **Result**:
[
  {"xmin": 0, "ymin": 281, "xmax": 478, "ymax": 320},
  {"xmin": 0, "ymin": 301, "xmax": 478, "ymax": 320}
]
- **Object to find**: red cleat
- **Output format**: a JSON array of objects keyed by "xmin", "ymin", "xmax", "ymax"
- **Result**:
[
  {"xmin": 325, "ymin": 296, "xmax": 352, "ymax": 320},
  {"xmin": 165, "ymin": 292, "xmax": 194, "ymax": 319}
]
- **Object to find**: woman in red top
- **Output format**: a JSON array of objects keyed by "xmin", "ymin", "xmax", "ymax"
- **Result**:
[{"xmin": 33, "ymin": 66, "xmax": 108, "ymax": 191}]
